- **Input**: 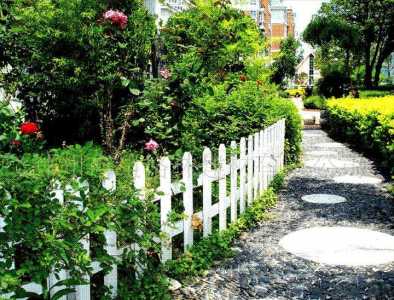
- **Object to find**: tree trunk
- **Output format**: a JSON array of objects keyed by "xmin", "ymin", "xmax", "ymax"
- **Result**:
[
  {"xmin": 364, "ymin": 42, "xmax": 373, "ymax": 88},
  {"xmin": 373, "ymin": 56, "xmax": 385, "ymax": 87},
  {"xmin": 364, "ymin": 63, "xmax": 373, "ymax": 89}
]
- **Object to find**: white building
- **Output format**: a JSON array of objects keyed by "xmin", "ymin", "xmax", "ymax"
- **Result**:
[
  {"xmin": 296, "ymin": 51, "xmax": 320, "ymax": 86},
  {"xmin": 231, "ymin": 0, "xmax": 265, "ymax": 31},
  {"xmin": 144, "ymin": 0, "xmax": 189, "ymax": 25}
]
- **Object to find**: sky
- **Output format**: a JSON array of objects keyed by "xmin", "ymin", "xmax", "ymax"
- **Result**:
[{"xmin": 283, "ymin": 0, "xmax": 326, "ymax": 52}]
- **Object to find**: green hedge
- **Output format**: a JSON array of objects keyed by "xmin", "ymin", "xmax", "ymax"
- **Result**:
[
  {"xmin": 303, "ymin": 95, "xmax": 326, "ymax": 109},
  {"xmin": 324, "ymin": 100, "xmax": 394, "ymax": 177}
]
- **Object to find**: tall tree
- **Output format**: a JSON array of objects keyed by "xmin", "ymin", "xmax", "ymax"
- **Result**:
[
  {"xmin": 303, "ymin": 0, "xmax": 394, "ymax": 88},
  {"xmin": 270, "ymin": 37, "xmax": 302, "ymax": 86}
]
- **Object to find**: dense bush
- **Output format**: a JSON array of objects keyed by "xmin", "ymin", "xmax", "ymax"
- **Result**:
[
  {"xmin": 0, "ymin": 1, "xmax": 303, "ymax": 298},
  {"xmin": 317, "ymin": 68, "xmax": 351, "ymax": 98},
  {"xmin": 359, "ymin": 90, "xmax": 393, "ymax": 98},
  {"xmin": 2, "ymin": 0, "xmax": 156, "ymax": 152},
  {"xmin": 324, "ymin": 96, "xmax": 394, "ymax": 176},
  {"xmin": 182, "ymin": 79, "xmax": 302, "ymax": 164},
  {"xmin": 303, "ymin": 95, "xmax": 326, "ymax": 109},
  {"xmin": 0, "ymin": 146, "xmax": 170, "ymax": 299},
  {"xmin": 160, "ymin": 1, "xmax": 262, "ymax": 78}
]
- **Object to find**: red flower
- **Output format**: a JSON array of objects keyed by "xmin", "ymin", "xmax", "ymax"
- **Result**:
[
  {"xmin": 239, "ymin": 75, "xmax": 247, "ymax": 82},
  {"xmin": 20, "ymin": 122, "xmax": 39, "ymax": 135}
]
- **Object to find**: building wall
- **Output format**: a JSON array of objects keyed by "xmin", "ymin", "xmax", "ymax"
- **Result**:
[
  {"xmin": 261, "ymin": 0, "xmax": 272, "ymax": 50},
  {"xmin": 287, "ymin": 9, "xmax": 295, "ymax": 37},
  {"xmin": 270, "ymin": 0, "xmax": 288, "ymax": 53}
]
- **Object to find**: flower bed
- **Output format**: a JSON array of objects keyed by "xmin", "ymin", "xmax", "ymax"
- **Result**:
[{"xmin": 324, "ymin": 96, "xmax": 394, "ymax": 176}]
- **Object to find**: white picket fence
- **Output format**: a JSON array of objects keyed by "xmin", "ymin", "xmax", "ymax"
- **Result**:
[{"xmin": 0, "ymin": 119, "xmax": 286, "ymax": 300}]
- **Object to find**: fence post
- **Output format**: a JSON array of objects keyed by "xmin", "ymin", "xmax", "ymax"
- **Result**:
[
  {"xmin": 239, "ymin": 138, "xmax": 246, "ymax": 214},
  {"xmin": 159, "ymin": 158, "xmax": 172, "ymax": 262},
  {"xmin": 202, "ymin": 148, "xmax": 212, "ymax": 237},
  {"xmin": 183, "ymin": 152, "xmax": 194, "ymax": 250},
  {"xmin": 230, "ymin": 141, "xmax": 238, "ymax": 222},
  {"xmin": 103, "ymin": 170, "xmax": 118, "ymax": 298},
  {"xmin": 253, "ymin": 132, "xmax": 260, "ymax": 200},
  {"xmin": 247, "ymin": 135, "xmax": 253, "ymax": 206},
  {"xmin": 218, "ymin": 144, "xmax": 227, "ymax": 231}
]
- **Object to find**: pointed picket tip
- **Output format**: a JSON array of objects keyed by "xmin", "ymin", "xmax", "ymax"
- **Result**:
[{"xmin": 182, "ymin": 152, "xmax": 192, "ymax": 162}]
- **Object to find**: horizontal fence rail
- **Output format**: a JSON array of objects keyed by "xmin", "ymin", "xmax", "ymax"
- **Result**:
[{"xmin": 0, "ymin": 119, "xmax": 286, "ymax": 300}]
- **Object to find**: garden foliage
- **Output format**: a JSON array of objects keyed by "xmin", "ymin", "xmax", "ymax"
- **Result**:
[
  {"xmin": 0, "ymin": 0, "xmax": 302, "ymax": 298},
  {"xmin": 325, "ymin": 96, "xmax": 394, "ymax": 176},
  {"xmin": 303, "ymin": 96, "xmax": 326, "ymax": 110},
  {"xmin": 2, "ymin": 0, "xmax": 156, "ymax": 152}
]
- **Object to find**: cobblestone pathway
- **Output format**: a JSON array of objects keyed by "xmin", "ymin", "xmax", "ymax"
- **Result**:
[{"xmin": 174, "ymin": 129, "xmax": 394, "ymax": 300}]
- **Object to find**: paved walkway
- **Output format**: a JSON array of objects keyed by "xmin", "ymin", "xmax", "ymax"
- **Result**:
[{"xmin": 174, "ymin": 129, "xmax": 394, "ymax": 300}]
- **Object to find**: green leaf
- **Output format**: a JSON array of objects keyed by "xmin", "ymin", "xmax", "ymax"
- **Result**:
[
  {"xmin": 129, "ymin": 88, "xmax": 141, "ymax": 96},
  {"xmin": 52, "ymin": 288, "xmax": 76, "ymax": 300}
]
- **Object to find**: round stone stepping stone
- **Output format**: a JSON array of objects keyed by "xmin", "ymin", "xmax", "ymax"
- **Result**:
[
  {"xmin": 305, "ymin": 158, "xmax": 359, "ymax": 169},
  {"xmin": 305, "ymin": 150, "xmax": 337, "ymax": 156},
  {"xmin": 279, "ymin": 227, "xmax": 394, "ymax": 266},
  {"xmin": 315, "ymin": 142, "xmax": 345, "ymax": 148},
  {"xmin": 301, "ymin": 194, "xmax": 346, "ymax": 204},
  {"xmin": 333, "ymin": 175, "xmax": 382, "ymax": 185}
]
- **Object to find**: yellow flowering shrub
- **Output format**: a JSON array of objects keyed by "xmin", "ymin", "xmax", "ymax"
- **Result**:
[
  {"xmin": 325, "ymin": 95, "xmax": 394, "ymax": 176},
  {"xmin": 286, "ymin": 87, "xmax": 305, "ymax": 97}
]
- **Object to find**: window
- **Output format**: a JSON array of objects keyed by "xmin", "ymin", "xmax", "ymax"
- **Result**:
[{"xmin": 309, "ymin": 54, "xmax": 314, "ymax": 86}]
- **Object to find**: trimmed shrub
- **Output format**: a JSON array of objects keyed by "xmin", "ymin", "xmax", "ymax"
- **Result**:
[
  {"xmin": 359, "ymin": 90, "xmax": 393, "ymax": 98},
  {"xmin": 324, "ymin": 96, "xmax": 394, "ymax": 176},
  {"xmin": 303, "ymin": 95, "xmax": 326, "ymax": 109}
]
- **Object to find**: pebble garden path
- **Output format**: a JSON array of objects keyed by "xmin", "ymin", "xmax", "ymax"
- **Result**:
[{"xmin": 175, "ymin": 129, "xmax": 394, "ymax": 300}]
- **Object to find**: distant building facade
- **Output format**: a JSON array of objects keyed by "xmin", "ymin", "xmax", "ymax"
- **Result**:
[
  {"xmin": 231, "ymin": 0, "xmax": 267, "ymax": 33},
  {"xmin": 271, "ymin": 0, "xmax": 294, "ymax": 52},
  {"xmin": 144, "ymin": 0, "xmax": 188, "ymax": 25}
]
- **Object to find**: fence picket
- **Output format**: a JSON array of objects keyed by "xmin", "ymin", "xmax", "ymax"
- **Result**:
[
  {"xmin": 230, "ymin": 141, "xmax": 238, "ymax": 222},
  {"xmin": 202, "ymin": 148, "xmax": 212, "ymax": 237},
  {"xmin": 182, "ymin": 152, "xmax": 194, "ymax": 250},
  {"xmin": 253, "ymin": 132, "xmax": 260, "ymax": 200},
  {"xmin": 159, "ymin": 158, "xmax": 172, "ymax": 262},
  {"xmin": 239, "ymin": 138, "xmax": 246, "ymax": 214},
  {"xmin": 218, "ymin": 144, "xmax": 227, "ymax": 231},
  {"xmin": 247, "ymin": 135, "xmax": 253, "ymax": 206},
  {"xmin": 259, "ymin": 130, "xmax": 264, "ymax": 194},
  {"xmin": 133, "ymin": 162, "xmax": 146, "ymax": 274}
]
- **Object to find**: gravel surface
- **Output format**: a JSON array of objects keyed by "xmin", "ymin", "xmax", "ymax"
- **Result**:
[{"xmin": 173, "ymin": 129, "xmax": 394, "ymax": 300}]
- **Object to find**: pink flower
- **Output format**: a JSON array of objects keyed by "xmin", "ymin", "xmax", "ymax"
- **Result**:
[
  {"xmin": 144, "ymin": 139, "xmax": 159, "ymax": 151},
  {"xmin": 159, "ymin": 68, "xmax": 171, "ymax": 80},
  {"xmin": 103, "ymin": 9, "xmax": 128, "ymax": 30}
]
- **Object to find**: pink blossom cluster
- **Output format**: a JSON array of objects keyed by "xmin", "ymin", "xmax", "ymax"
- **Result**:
[
  {"xmin": 103, "ymin": 9, "xmax": 128, "ymax": 30},
  {"xmin": 159, "ymin": 68, "xmax": 172, "ymax": 80},
  {"xmin": 145, "ymin": 139, "xmax": 159, "ymax": 151}
]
